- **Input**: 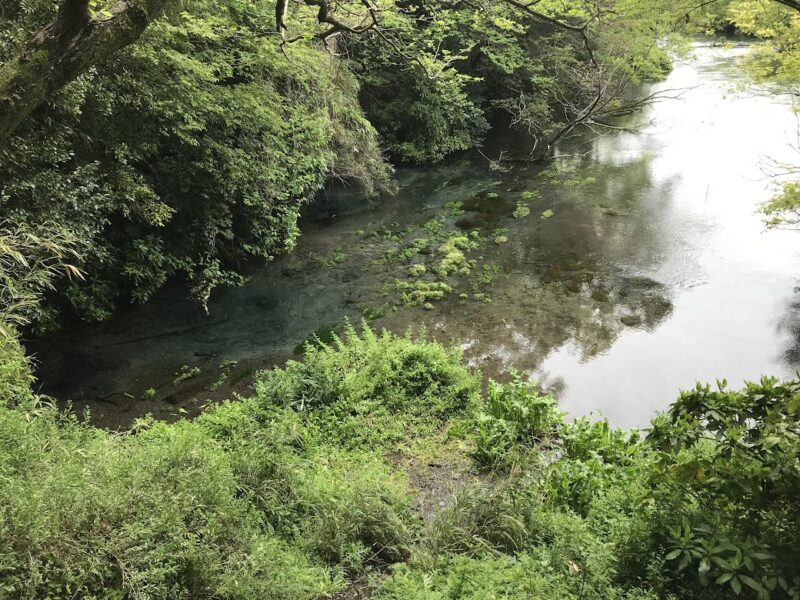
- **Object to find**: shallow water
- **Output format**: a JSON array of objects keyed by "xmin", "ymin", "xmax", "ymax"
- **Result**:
[{"xmin": 29, "ymin": 41, "xmax": 800, "ymax": 428}]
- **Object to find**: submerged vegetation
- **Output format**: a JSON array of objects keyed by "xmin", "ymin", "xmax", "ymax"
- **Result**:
[{"xmin": 1, "ymin": 327, "xmax": 799, "ymax": 598}]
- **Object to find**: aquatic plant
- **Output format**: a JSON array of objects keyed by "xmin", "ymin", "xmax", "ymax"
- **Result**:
[
  {"xmin": 445, "ymin": 201, "xmax": 466, "ymax": 216},
  {"xmin": 395, "ymin": 280, "xmax": 454, "ymax": 306},
  {"xmin": 435, "ymin": 235, "xmax": 479, "ymax": 277},
  {"xmin": 512, "ymin": 202, "xmax": 531, "ymax": 219},
  {"xmin": 407, "ymin": 263, "xmax": 427, "ymax": 277},
  {"xmin": 321, "ymin": 250, "xmax": 347, "ymax": 268},
  {"xmin": 173, "ymin": 365, "xmax": 201, "ymax": 385}
]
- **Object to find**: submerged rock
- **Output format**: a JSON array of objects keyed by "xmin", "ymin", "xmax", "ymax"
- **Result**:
[{"xmin": 620, "ymin": 314, "xmax": 643, "ymax": 327}]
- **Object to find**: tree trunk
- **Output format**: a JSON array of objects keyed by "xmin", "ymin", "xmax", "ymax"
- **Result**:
[{"xmin": 0, "ymin": 0, "xmax": 169, "ymax": 144}]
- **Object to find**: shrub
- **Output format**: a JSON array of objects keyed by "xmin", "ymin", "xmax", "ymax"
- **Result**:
[
  {"xmin": 0, "ymin": 409, "xmax": 336, "ymax": 599},
  {"xmin": 255, "ymin": 324, "xmax": 480, "ymax": 447},
  {"xmin": 0, "ymin": 330, "xmax": 35, "ymax": 409},
  {"xmin": 640, "ymin": 378, "xmax": 800, "ymax": 598},
  {"xmin": 3, "ymin": 325, "xmax": 799, "ymax": 600},
  {"xmin": 472, "ymin": 374, "xmax": 561, "ymax": 470},
  {"xmin": 378, "ymin": 522, "xmax": 663, "ymax": 599},
  {"xmin": 196, "ymin": 401, "xmax": 414, "ymax": 568},
  {"xmin": 0, "ymin": 368, "xmax": 420, "ymax": 598},
  {"xmin": 543, "ymin": 417, "xmax": 649, "ymax": 516}
]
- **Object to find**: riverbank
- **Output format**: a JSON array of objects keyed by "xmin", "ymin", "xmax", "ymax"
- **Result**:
[
  {"xmin": 28, "ymin": 40, "xmax": 800, "ymax": 429},
  {"xmin": 4, "ymin": 327, "xmax": 798, "ymax": 599}
]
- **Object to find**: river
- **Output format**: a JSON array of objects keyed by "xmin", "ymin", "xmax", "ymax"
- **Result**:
[{"xmin": 28, "ymin": 40, "xmax": 800, "ymax": 429}]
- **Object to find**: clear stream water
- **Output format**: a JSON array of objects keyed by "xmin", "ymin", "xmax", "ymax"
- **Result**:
[{"xmin": 29, "ymin": 41, "xmax": 800, "ymax": 429}]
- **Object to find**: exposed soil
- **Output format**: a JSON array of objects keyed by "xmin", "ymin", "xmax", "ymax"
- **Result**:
[
  {"xmin": 329, "ymin": 581, "xmax": 372, "ymax": 600},
  {"xmin": 401, "ymin": 450, "xmax": 481, "ymax": 524}
]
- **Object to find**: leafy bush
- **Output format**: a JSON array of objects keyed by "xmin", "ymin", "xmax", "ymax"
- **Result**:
[
  {"xmin": 640, "ymin": 378, "xmax": 800, "ymax": 598},
  {"xmin": 374, "ymin": 553, "xmax": 663, "ymax": 600},
  {"xmin": 255, "ymin": 324, "xmax": 480, "ymax": 447},
  {"xmin": 0, "ymin": 344, "xmax": 427, "ymax": 598},
  {"xmin": 2, "ymin": 323, "xmax": 800, "ymax": 600},
  {"xmin": 543, "ymin": 417, "xmax": 648, "ymax": 516},
  {"xmin": 0, "ymin": 0, "xmax": 391, "ymax": 325},
  {"xmin": 472, "ymin": 374, "xmax": 561, "ymax": 470},
  {"xmin": 380, "ymin": 486, "xmax": 664, "ymax": 600},
  {"xmin": 0, "ymin": 408, "xmax": 337, "ymax": 599}
]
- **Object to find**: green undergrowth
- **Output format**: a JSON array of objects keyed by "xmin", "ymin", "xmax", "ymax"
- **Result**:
[{"xmin": 1, "ymin": 325, "xmax": 799, "ymax": 599}]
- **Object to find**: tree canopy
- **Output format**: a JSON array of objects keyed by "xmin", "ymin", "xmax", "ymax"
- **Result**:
[{"xmin": 0, "ymin": 0, "xmax": 799, "ymax": 326}]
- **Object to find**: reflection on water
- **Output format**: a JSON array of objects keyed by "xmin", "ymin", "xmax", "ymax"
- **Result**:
[{"xmin": 28, "ymin": 41, "xmax": 800, "ymax": 428}]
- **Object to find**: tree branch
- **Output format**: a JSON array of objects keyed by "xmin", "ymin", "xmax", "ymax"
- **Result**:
[
  {"xmin": 498, "ymin": 0, "xmax": 598, "ymax": 67},
  {"xmin": 773, "ymin": 0, "xmax": 800, "ymax": 12},
  {"xmin": 0, "ymin": 0, "xmax": 172, "ymax": 144}
]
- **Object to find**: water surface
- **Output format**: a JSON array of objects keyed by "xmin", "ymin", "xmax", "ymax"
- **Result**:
[{"xmin": 30, "ymin": 41, "xmax": 800, "ymax": 428}]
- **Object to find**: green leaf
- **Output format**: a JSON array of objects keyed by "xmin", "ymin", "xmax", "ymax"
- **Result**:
[
  {"xmin": 741, "ymin": 575, "xmax": 764, "ymax": 592},
  {"xmin": 731, "ymin": 577, "xmax": 742, "ymax": 595},
  {"xmin": 665, "ymin": 549, "xmax": 682, "ymax": 561}
]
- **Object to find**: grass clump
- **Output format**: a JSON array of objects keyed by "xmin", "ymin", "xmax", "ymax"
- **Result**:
[
  {"xmin": 255, "ymin": 324, "xmax": 479, "ymax": 448},
  {"xmin": 3, "ymin": 326, "xmax": 480, "ymax": 598},
  {"xmin": 0, "ymin": 330, "xmax": 35, "ymax": 409},
  {"xmin": 0, "ymin": 408, "xmax": 340, "ymax": 599}
]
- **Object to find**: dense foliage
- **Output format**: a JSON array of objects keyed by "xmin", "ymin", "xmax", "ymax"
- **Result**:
[
  {"xmin": 346, "ymin": 0, "xmax": 677, "ymax": 163},
  {"xmin": 717, "ymin": 0, "xmax": 800, "ymax": 226},
  {"xmin": 0, "ymin": 0, "xmax": 702, "ymax": 326},
  {"xmin": 1, "ymin": 328, "xmax": 798, "ymax": 599},
  {"xmin": 0, "ymin": 0, "xmax": 391, "ymax": 327},
  {"xmin": 0, "ymin": 0, "xmax": 798, "ymax": 323},
  {"xmin": 2, "ymin": 1, "xmax": 800, "ymax": 597}
]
